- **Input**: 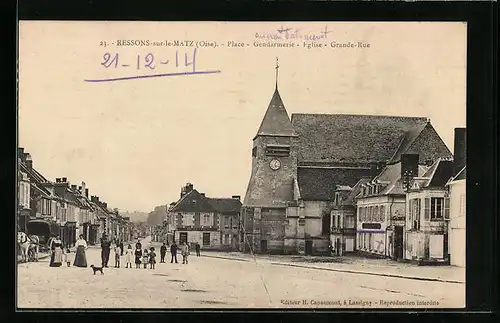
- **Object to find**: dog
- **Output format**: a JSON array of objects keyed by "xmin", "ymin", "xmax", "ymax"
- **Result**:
[{"xmin": 90, "ymin": 265, "xmax": 104, "ymax": 275}]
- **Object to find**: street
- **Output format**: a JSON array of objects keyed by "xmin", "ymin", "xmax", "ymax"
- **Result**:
[{"xmin": 17, "ymin": 238, "xmax": 465, "ymax": 309}]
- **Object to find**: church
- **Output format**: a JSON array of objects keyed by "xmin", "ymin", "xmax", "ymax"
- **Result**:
[{"xmin": 241, "ymin": 63, "xmax": 453, "ymax": 255}]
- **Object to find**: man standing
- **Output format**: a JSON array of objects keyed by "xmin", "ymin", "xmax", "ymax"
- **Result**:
[
  {"xmin": 195, "ymin": 243, "xmax": 201, "ymax": 257},
  {"xmin": 170, "ymin": 241, "xmax": 178, "ymax": 264},
  {"xmin": 181, "ymin": 242, "xmax": 190, "ymax": 264},
  {"xmin": 135, "ymin": 239, "xmax": 142, "ymax": 251},
  {"xmin": 119, "ymin": 240, "xmax": 124, "ymax": 256},
  {"xmin": 100, "ymin": 234, "xmax": 111, "ymax": 268},
  {"xmin": 160, "ymin": 242, "xmax": 167, "ymax": 263}
]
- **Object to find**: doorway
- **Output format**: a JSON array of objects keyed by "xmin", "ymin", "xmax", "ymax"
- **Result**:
[
  {"xmin": 394, "ymin": 226, "xmax": 404, "ymax": 260},
  {"xmin": 336, "ymin": 238, "xmax": 341, "ymax": 256},
  {"xmin": 260, "ymin": 240, "xmax": 267, "ymax": 253},
  {"xmin": 179, "ymin": 232, "xmax": 188, "ymax": 245},
  {"xmin": 305, "ymin": 240, "xmax": 313, "ymax": 255}
]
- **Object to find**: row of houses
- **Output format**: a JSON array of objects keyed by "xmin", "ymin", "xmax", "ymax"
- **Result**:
[
  {"xmin": 331, "ymin": 131, "xmax": 466, "ymax": 267},
  {"xmin": 17, "ymin": 147, "xmax": 133, "ymax": 247},
  {"xmin": 238, "ymin": 83, "xmax": 466, "ymax": 267}
]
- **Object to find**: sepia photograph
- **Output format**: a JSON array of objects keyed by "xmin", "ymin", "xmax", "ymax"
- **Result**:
[{"xmin": 17, "ymin": 21, "xmax": 467, "ymax": 309}]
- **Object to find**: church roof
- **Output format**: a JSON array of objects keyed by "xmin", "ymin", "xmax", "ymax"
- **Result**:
[
  {"xmin": 297, "ymin": 167, "xmax": 377, "ymax": 201},
  {"xmin": 255, "ymin": 89, "xmax": 296, "ymax": 139},
  {"xmin": 291, "ymin": 114, "xmax": 431, "ymax": 164}
]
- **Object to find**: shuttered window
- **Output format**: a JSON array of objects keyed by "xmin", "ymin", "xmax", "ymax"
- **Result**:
[
  {"xmin": 444, "ymin": 197, "xmax": 450, "ymax": 220},
  {"xmin": 265, "ymin": 145, "xmax": 290, "ymax": 157},
  {"xmin": 424, "ymin": 198, "xmax": 430, "ymax": 220}
]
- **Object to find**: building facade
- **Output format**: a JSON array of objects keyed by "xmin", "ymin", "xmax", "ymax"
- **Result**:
[
  {"xmin": 446, "ymin": 127, "xmax": 466, "ymax": 267},
  {"xmin": 167, "ymin": 183, "xmax": 242, "ymax": 251},
  {"xmin": 405, "ymin": 158, "xmax": 453, "ymax": 264},
  {"xmin": 242, "ymin": 79, "xmax": 453, "ymax": 255},
  {"xmin": 355, "ymin": 155, "xmax": 431, "ymax": 259},
  {"xmin": 330, "ymin": 179, "xmax": 370, "ymax": 255}
]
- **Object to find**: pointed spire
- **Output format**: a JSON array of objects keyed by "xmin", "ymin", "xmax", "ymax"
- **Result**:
[
  {"xmin": 275, "ymin": 57, "xmax": 279, "ymax": 90},
  {"xmin": 255, "ymin": 90, "xmax": 296, "ymax": 139}
]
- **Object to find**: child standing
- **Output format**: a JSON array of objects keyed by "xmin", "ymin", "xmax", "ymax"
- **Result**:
[
  {"xmin": 114, "ymin": 244, "xmax": 121, "ymax": 268},
  {"xmin": 64, "ymin": 248, "xmax": 72, "ymax": 267},
  {"xmin": 125, "ymin": 244, "xmax": 133, "ymax": 268},
  {"xmin": 134, "ymin": 247, "xmax": 142, "ymax": 269},
  {"xmin": 142, "ymin": 249, "xmax": 149, "ymax": 269},
  {"xmin": 149, "ymin": 247, "xmax": 156, "ymax": 269}
]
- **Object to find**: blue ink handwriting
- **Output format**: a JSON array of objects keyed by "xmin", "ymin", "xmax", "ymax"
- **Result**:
[
  {"xmin": 85, "ymin": 48, "xmax": 221, "ymax": 83},
  {"xmin": 255, "ymin": 25, "xmax": 331, "ymax": 42}
]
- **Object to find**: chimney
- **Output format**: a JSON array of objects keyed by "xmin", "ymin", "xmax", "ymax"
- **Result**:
[
  {"xmin": 71, "ymin": 184, "xmax": 77, "ymax": 191},
  {"xmin": 56, "ymin": 178, "xmax": 61, "ymax": 183},
  {"xmin": 91, "ymin": 196, "xmax": 96, "ymax": 203},
  {"xmin": 62, "ymin": 177, "xmax": 67, "ymax": 182},
  {"xmin": 24, "ymin": 153, "xmax": 33, "ymax": 169},
  {"xmin": 232, "ymin": 195, "xmax": 241, "ymax": 200},
  {"xmin": 401, "ymin": 154, "xmax": 419, "ymax": 190},
  {"xmin": 453, "ymin": 128, "xmax": 466, "ymax": 176},
  {"xmin": 85, "ymin": 188, "xmax": 89, "ymax": 198},
  {"xmin": 103, "ymin": 202, "xmax": 107, "ymax": 209},
  {"xmin": 200, "ymin": 193, "xmax": 205, "ymax": 197},
  {"xmin": 78, "ymin": 186, "xmax": 82, "ymax": 193}
]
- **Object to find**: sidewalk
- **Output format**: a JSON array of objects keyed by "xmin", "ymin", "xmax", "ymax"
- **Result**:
[{"xmin": 201, "ymin": 251, "xmax": 465, "ymax": 284}]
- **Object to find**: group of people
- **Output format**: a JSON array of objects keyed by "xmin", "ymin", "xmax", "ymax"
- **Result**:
[
  {"xmin": 48, "ymin": 234, "xmax": 88, "ymax": 268},
  {"xmin": 161, "ymin": 241, "xmax": 196, "ymax": 264},
  {"xmin": 48, "ymin": 233, "xmax": 202, "ymax": 269}
]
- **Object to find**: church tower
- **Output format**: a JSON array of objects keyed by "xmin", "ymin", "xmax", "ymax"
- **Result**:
[{"xmin": 242, "ymin": 59, "xmax": 298, "ymax": 253}]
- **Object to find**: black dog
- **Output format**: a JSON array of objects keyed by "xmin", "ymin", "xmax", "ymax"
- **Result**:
[{"xmin": 90, "ymin": 265, "xmax": 104, "ymax": 275}]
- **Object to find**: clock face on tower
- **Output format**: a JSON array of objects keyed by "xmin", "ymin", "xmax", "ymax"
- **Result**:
[{"xmin": 269, "ymin": 158, "xmax": 281, "ymax": 171}]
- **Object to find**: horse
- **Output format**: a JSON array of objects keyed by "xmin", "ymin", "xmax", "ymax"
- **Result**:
[
  {"xmin": 17, "ymin": 232, "xmax": 31, "ymax": 263},
  {"xmin": 27, "ymin": 235, "xmax": 40, "ymax": 262}
]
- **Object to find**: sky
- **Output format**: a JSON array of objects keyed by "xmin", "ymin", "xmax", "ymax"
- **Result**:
[{"xmin": 18, "ymin": 21, "xmax": 467, "ymax": 212}]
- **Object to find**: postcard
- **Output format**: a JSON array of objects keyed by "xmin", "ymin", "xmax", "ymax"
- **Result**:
[{"xmin": 17, "ymin": 21, "xmax": 466, "ymax": 309}]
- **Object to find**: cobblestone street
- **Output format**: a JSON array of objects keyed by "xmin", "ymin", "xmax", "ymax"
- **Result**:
[{"xmin": 17, "ymin": 238, "xmax": 465, "ymax": 309}]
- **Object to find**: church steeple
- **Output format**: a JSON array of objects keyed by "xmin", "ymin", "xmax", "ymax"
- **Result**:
[{"xmin": 254, "ymin": 59, "xmax": 296, "ymax": 139}]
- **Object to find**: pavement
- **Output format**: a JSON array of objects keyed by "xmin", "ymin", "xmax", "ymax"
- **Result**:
[
  {"xmin": 17, "ymin": 237, "xmax": 465, "ymax": 309},
  {"xmin": 200, "ymin": 251, "xmax": 466, "ymax": 284}
]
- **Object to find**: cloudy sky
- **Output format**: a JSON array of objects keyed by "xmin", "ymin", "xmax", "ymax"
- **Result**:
[{"xmin": 18, "ymin": 21, "xmax": 466, "ymax": 212}]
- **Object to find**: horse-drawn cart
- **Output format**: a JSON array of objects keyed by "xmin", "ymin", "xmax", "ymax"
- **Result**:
[{"xmin": 27, "ymin": 219, "xmax": 60, "ymax": 252}]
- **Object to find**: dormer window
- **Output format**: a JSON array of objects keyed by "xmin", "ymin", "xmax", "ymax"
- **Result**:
[{"xmin": 265, "ymin": 145, "xmax": 290, "ymax": 157}]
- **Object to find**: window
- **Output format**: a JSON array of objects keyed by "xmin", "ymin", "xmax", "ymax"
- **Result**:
[
  {"xmin": 265, "ymin": 145, "xmax": 290, "ymax": 157},
  {"xmin": 374, "ymin": 206, "xmax": 379, "ymax": 222},
  {"xmin": 203, "ymin": 233, "xmax": 210, "ymax": 246},
  {"xmin": 203, "ymin": 214, "xmax": 211, "ymax": 226},
  {"xmin": 224, "ymin": 216, "xmax": 230, "ymax": 229},
  {"xmin": 431, "ymin": 198, "xmax": 443, "ymax": 219},
  {"xmin": 410, "ymin": 198, "xmax": 421, "ymax": 230},
  {"xmin": 229, "ymin": 216, "xmax": 233, "ymax": 228},
  {"xmin": 380, "ymin": 205, "xmax": 385, "ymax": 222}
]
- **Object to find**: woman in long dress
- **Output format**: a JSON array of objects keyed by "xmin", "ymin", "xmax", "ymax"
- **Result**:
[
  {"xmin": 49, "ymin": 235, "xmax": 64, "ymax": 267},
  {"xmin": 73, "ymin": 234, "xmax": 88, "ymax": 267}
]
